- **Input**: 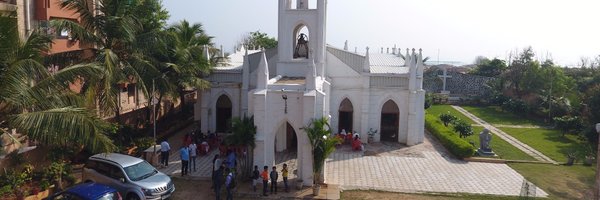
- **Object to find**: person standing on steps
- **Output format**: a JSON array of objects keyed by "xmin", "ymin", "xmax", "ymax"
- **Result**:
[
  {"xmin": 270, "ymin": 166, "xmax": 278, "ymax": 194},
  {"xmin": 282, "ymin": 164, "xmax": 289, "ymax": 192},
  {"xmin": 261, "ymin": 166, "xmax": 269, "ymax": 196},
  {"xmin": 160, "ymin": 140, "xmax": 170, "ymax": 167},
  {"xmin": 252, "ymin": 165, "xmax": 259, "ymax": 192}
]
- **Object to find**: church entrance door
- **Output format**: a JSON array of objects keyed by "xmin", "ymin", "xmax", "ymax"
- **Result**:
[
  {"xmin": 216, "ymin": 95, "xmax": 232, "ymax": 133},
  {"xmin": 380, "ymin": 100, "xmax": 399, "ymax": 142},
  {"xmin": 338, "ymin": 98, "xmax": 353, "ymax": 133},
  {"xmin": 286, "ymin": 122, "xmax": 297, "ymax": 151}
]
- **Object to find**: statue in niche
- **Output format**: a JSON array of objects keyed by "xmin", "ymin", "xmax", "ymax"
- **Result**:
[{"xmin": 294, "ymin": 33, "xmax": 309, "ymax": 59}]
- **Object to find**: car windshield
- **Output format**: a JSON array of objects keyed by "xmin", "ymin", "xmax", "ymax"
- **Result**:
[{"xmin": 124, "ymin": 161, "xmax": 157, "ymax": 181}]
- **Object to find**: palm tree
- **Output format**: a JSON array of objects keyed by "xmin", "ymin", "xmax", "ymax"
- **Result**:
[
  {"xmin": 224, "ymin": 115, "xmax": 256, "ymax": 179},
  {"xmin": 0, "ymin": 17, "xmax": 116, "ymax": 153},
  {"xmin": 304, "ymin": 117, "xmax": 341, "ymax": 189},
  {"xmin": 162, "ymin": 20, "xmax": 213, "ymax": 110},
  {"xmin": 51, "ymin": 0, "xmax": 150, "ymax": 123}
]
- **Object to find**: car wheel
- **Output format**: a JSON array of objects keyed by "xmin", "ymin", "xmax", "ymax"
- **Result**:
[{"xmin": 126, "ymin": 194, "xmax": 140, "ymax": 200}]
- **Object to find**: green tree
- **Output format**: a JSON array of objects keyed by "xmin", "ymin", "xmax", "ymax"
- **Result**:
[
  {"xmin": 225, "ymin": 115, "xmax": 256, "ymax": 179},
  {"xmin": 51, "ymin": 0, "xmax": 152, "ymax": 124},
  {"xmin": 245, "ymin": 31, "xmax": 277, "ymax": 49},
  {"xmin": 452, "ymin": 120, "xmax": 473, "ymax": 138},
  {"xmin": 0, "ymin": 18, "xmax": 116, "ymax": 153},
  {"xmin": 304, "ymin": 117, "xmax": 341, "ymax": 186},
  {"xmin": 470, "ymin": 58, "xmax": 507, "ymax": 77},
  {"xmin": 502, "ymin": 47, "xmax": 542, "ymax": 96},
  {"xmin": 132, "ymin": 0, "xmax": 169, "ymax": 31},
  {"xmin": 439, "ymin": 112, "xmax": 457, "ymax": 127},
  {"xmin": 553, "ymin": 116, "xmax": 581, "ymax": 137},
  {"xmin": 161, "ymin": 20, "xmax": 213, "ymax": 109}
]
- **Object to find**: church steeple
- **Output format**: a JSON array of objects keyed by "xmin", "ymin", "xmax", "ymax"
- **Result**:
[{"xmin": 277, "ymin": 0, "xmax": 327, "ymax": 77}]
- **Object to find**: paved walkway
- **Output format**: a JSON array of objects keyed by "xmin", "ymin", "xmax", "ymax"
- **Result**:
[
  {"xmin": 451, "ymin": 105, "xmax": 558, "ymax": 164},
  {"xmin": 324, "ymin": 133, "xmax": 548, "ymax": 197},
  {"xmin": 158, "ymin": 121, "xmax": 549, "ymax": 198}
]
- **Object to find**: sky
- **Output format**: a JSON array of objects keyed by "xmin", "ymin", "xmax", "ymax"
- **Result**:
[{"xmin": 163, "ymin": 0, "xmax": 600, "ymax": 66}]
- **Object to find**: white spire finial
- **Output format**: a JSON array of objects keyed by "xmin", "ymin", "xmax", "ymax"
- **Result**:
[
  {"xmin": 203, "ymin": 45, "xmax": 210, "ymax": 59},
  {"xmin": 257, "ymin": 51, "xmax": 269, "ymax": 89},
  {"xmin": 220, "ymin": 45, "xmax": 224, "ymax": 58}
]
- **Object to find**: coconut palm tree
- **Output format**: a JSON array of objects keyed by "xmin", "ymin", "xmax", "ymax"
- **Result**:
[
  {"xmin": 224, "ymin": 115, "xmax": 256, "ymax": 179},
  {"xmin": 51, "ymin": 0, "xmax": 150, "ymax": 123},
  {"xmin": 0, "ymin": 17, "xmax": 116, "ymax": 153},
  {"xmin": 161, "ymin": 20, "xmax": 213, "ymax": 109}
]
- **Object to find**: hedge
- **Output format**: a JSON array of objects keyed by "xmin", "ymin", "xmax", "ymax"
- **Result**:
[{"xmin": 425, "ymin": 114, "xmax": 475, "ymax": 158}]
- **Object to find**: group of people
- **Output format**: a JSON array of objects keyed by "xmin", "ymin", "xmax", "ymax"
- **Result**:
[
  {"xmin": 336, "ymin": 129, "xmax": 364, "ymax": 151},
  {"xmin": 157, "ymin": 130, "xmax": 216, "ymax": 176},
  {"xmin": 212, "ymin": 150, "xmax": 238, "ymax": 200},
  {"xmin": 252, "ymin": 164, "xmax": 290, "ymax": 196}
]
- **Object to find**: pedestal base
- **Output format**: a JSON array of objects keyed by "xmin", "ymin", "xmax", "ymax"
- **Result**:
[{"xmin": 477, "ymin": 148, "xmax": 496, "ymax": 157}]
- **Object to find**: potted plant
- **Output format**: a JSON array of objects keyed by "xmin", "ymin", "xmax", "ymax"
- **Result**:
[{"xmin": 304, "ymin": 117, "xmax": 342, "ymax": 196}]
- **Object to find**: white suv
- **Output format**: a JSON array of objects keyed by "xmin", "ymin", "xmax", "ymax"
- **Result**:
[{"xmin": 83, "ymin": 153, "xmax": 175, "ymax": 200}]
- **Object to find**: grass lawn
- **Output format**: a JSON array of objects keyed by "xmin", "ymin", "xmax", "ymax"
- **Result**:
[
  {"xmin": 509, "ymin": 163, "xmax": 595, "ymax": 199},
  {"xmin": 500, "ymin": 127, "xmax": 589, "ymax": 163},
  {"xmin": 341, "ymin": 190, "xmax": 536, "ymax": 200},
  {"xmin": 465, "ymin": 126, "xmax": 536, "ymax": 161},
  {"xmin": 426, "ymin": 105, "xmax": 535, "ymax": 161},
  {"xmin": 427, "ymin": 105, "xmax": 475, "ymax": 124},
  {"xmin": 462, "ymin": 106, "xmax": 545, "ymax": 126}
]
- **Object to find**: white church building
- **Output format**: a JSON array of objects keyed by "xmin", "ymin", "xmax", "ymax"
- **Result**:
[{"xmin": 194, "ymin": 0, "xmax": 425, "ymax": 185}]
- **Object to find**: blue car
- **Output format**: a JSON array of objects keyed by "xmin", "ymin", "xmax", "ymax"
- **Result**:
[{"xmin": 45, "ymin": 182, "xmax": 122, "ymax": 200}]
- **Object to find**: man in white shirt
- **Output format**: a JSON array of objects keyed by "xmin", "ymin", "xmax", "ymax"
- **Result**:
[
  {"xmin": 189, "ymin": 142, "xmax": 198, "ymax": 171},
  {"xmin": 160, "ymin": 140, "xmax": 170, "ymax": 167}
]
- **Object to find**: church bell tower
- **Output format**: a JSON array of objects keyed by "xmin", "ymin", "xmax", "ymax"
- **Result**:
[{"xmin": 277, "ymin": 0, "xmax": 327, "ymax": 77}]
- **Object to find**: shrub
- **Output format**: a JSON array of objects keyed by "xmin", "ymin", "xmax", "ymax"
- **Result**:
[
  {"xmin": 425, "ymin": 114, "xmax": 475, "ymax": 158},
  {"xmin": 501, "ymin": 98, "xmax": 529, "ymax": 113},
  {"xmin": 425, "ymin": 93, "xmax": 433, "ymax": 109},
  {"xmin": 133, "ymin": 137, "xmax": 156, "ymax": 156},
  {"xmin": 553, "ymin": 115, "xmax": 582, "ymax": 136},
  {"xmin": 438, "ymin": 112, "xmax": 457, "ymax": 127},
  {"xmin": 452, "ymin": 120, "xmax": 474, "ymax": 138}
]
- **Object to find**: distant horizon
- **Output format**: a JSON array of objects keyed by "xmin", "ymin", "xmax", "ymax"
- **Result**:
[{"xmin": 163, "ymin": 0, "xmax": 600, "ymax": 67}]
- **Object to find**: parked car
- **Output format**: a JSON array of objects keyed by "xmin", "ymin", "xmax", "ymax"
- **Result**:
[
  {"xmin": 45, "ymin": 182, "xmax": 121, "ymax": 200},
  {"xmin": 82, "ymin": 153, "xmax": 175, "ymax": 200}
]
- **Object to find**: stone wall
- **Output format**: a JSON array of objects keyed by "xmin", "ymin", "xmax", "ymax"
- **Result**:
[{"xmin": 424, "ymin": 67, "xmax": 495, "ymax": 97}]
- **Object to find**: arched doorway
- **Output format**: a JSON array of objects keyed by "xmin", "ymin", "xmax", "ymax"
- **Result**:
[
  {"xmin": 275, "ymin": 122, "xmax": 299, "ymax": 183},
  {"xmin": 380, "ymin": 100, "xmax": 399, "ymax": 142},
  {"xmin": 338, "ymin": 98, "xmax": 353, "ymax": 133},
  {"xmin": 215, "ymin": 95, "xmax": 232, "ymax": 133},
  {"xmin": 286, "ymin": 122, "xmax": 297, "ymax": 151}
]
